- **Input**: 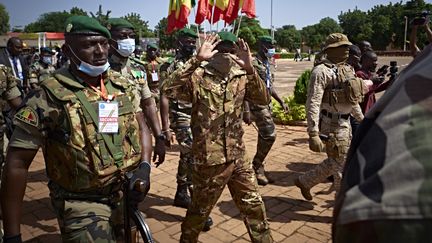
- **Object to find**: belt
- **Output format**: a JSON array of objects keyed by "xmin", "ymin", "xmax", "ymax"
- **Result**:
[{"xmin": 321, "ymin": 110, "xmax": 350, "ymax": 120}]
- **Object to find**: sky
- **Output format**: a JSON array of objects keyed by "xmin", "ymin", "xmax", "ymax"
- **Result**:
[{"xmin": 2, "ymin": 0, "xmax": 412, "ymax": 31}]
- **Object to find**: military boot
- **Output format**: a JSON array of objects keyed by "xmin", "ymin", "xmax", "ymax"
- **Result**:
[
  {"xmin": 294, "ymin": 178, "xmax": 312, "ymax": 201},
  {"xmin": 202, "ymin": 217, "xmax": 213, "ymax": 232},
  {"xmin": 254, "ymin": 163, "xmax": 269, "ymax": 186},
  {"xmin": 173, "ymin": 184, "xmax": 191, "ymax": 209}
]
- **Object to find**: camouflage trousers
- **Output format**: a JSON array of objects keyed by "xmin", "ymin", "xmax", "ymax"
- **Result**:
[
  {"xmin": 180, "ymin": 158, "xmax": 273, "ymax": 243},
  {"xmin": 49, "ymin": 184, "xmax": 124, "ymax": 243},
  {"xmin": 173, "ymin": 126, "xmax": 193, "ymax": 187},
  {"xmin": 250, "ymin": 105, "xmax": 276, "ymax": 168},
  {"xmin": 299, "ymin": 116, "xmax": 351, "ymax": 193},
  {"xmin": 333, "ymin": 219, "xmax": 432, "ymax": 243}
]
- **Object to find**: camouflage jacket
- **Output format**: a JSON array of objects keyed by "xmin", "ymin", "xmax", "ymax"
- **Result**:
[
  {"xmin": 28, "ymin": 61, "xmax": 56, "ymax": 85},
  {"xmin": 162, "ymin": 57, "xmax": 270, "ymax": 165},
  {"xmin": 306, "ymin": 62, "xmax": 363, "ymax": 136},
  {"xmin": 334, "ymin": 45, "xmax": 432, "ymax": 225},
  {"xmin": 160, "ymin": 55, "xmax": 192, "ymax": 128},
  {"xmin": 250, "ymin": 56, "xmax": 274, "ymax": 108},
  {"xmin": 143, "ymin": 57, "xmax": 165, "ymax": 92},
  {"xmin": 0, "ymin": 64, "xmax": 22, "ymax": 103},
  {"xmin": 10, "ymin": 68, "xmax": 142, "ymax": 193},
  {"xmin": 108, "ymin": 55, "xmax": 152, "ymax": 100}
]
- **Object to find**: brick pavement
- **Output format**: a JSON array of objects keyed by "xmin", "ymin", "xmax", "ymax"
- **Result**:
[{"xmin": 6, "ymin": 124, "xmax": 335, "ymax": 243}]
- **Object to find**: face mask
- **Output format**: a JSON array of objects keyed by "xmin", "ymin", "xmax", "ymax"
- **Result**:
[
  {"xmin": 42, "ymin": 56, "xmax": 52, "ymax": 65},
  {"xmin": 179, "ymin": 42, "xmax": 196, "ymax": 57},
  {"xmin": 208, "ymin": 53, "xmax": 235, "ymax": 75},
  {"xmin": 115, "ymin": 38, "xmax": 136, "ymax": 57},
  {"xmin": 326, "ymin": 46, "xmax": 349, "ymax": 64},
  {"xmin": 266, "ymin": 48, "xmax": 276, "ymax": 58},
  {"xmin": 68, "ymin": 45, "xmax": 110, "ymax": 77}
]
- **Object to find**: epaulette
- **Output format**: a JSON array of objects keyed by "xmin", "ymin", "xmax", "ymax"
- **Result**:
[
  {"xmin": 129, "ymin": 56, "xmax": 146, "ymax": 66},
  {"xmin": 108, "ymin": 69, "xmax": 131, "ymax": 89}
]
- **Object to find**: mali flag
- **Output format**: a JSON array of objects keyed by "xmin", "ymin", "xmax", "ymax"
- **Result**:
[
  {"xmin": 222, "ymin": 0, "xmax": 256, "ymax": 25},
  {"xmin": 167, "ymin": 0, "xmax": 196, "ymax": 33},
  {"xmin": 209, "ymin": 0, "xmax": 230, "ymax": 24},
  {"xmin": 195, "ymin": 0, "xmax": 211, "ymax": 25},
  {"xmin": 241, "ymin": 0, "xmax": 256, "ymax": 18}
]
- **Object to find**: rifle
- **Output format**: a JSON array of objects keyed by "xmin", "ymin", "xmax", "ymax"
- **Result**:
[{"xmin": 124, "ymin": 161, "xmax": 154, "ymax": 243}]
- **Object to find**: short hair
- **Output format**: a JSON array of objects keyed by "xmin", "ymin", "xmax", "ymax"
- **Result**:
[{"xmin": 7, "ymin": 37, "xmax": 22, "ymax": 47}]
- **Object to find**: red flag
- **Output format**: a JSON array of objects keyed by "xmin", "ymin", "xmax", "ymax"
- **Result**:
[
  {"xmin": 209, "ymin": 0, "xmax": 230, "ymax": 24},
  {"xmin": 241, "ymin": 0, "xmax": 256, "ymax": 18},
  {"xmin": 224, "ymin": 0, "xmax": 241, "ymax": 24},
  {"xmin": 167, "ymin": 0, "xmax": 196, "ymax": 33},
  {"xmin": 195, "ymin": 0, "xmax": 211, "ymax": 25}
]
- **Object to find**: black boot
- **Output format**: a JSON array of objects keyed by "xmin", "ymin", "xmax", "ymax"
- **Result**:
[
  {"xmin": 202, "ymin": 217, "xmax": 213, "ymax": 232},
  {"xmin": 173, "ymin": 184, "xmax": 191, "ymax": 209}
]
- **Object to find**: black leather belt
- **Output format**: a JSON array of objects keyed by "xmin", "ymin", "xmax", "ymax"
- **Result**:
[{"xmin": 321, "ymin": 110, "xmax": 350, "ymax": 120}]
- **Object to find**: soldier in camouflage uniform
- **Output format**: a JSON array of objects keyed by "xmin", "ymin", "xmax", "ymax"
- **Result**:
[
  {"xmin": 144, "ymin": 43, "xmax": 164, "ymax": 105},
  {"xmin": 28, "ymin": 47, "xmax": 56, "ymax": 90},
  {"xmin": 1, "ymin": 16, "xmax": 151, "ymax": 242},
  {"xmin": 0, "ymin": 65, "xmax": 23, "ymax": 241},
  {"xmin": 294, "ymin": 33, "xmax": 364, "ymax": 201},
  {"xmin": 162, "ymin": 32, "xmax": 273, "ymax": 243},
  {"xmin": 333, "ymin": 39, "xmax": 432, "ymax": 243},
  {"xmin": 106, "ymin": 18, "xmax": 166, "ymax": 164},
  {"xmin": 159, "ymin": 27, "xmax": 213, "ymax": 230},
  {"xmin": 243, "ymin": 36, "xmax": 289, "ymax": 186}
]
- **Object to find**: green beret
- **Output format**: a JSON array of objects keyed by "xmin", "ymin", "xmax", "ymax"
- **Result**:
[
  {"xmin": 107, "ymin": 18, "xmax": 134, "ymax": 31},
  {"xmin": 259, "ymin": 35, "xmax": 276, "ymax": 44},
  {"xmin": 65, "ymin": 16, "xmax": 111, "ymax": 39},
  {"xmin": 147, "ymin": 42, "xmax": 158, "ymax": 50},
  {"xmin": 218, "ymin": 31, "xmax": 237, "ymax": 43},
  {"xmin": 40, "ymin": 47, "xmax": 54, "ymax": 55},
  {"xmin": 177, "ymin": 27, "xmax": 198, "ymax": 38}
]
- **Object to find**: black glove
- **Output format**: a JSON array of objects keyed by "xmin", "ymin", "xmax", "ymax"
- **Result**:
[
  {"xmin": 127, "ymin": 161, "xmax": 151, "ymax": 207},
  {"xmin": 3, "ymin": 234, "xmax": 22, "ymax": 243}
]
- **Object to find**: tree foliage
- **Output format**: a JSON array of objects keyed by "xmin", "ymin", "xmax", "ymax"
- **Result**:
[
  {"xmin": 274, "ymin": 25, "xmax": 301, "ymax": 51},
  {"xmin": 122, "ymin": 13, "xmax": 154, "ymax": 38},
  {"xmin": 155, "ymin": 17, "xmax": 176, "ymax": 50},
  {"xmin": 70, "ymin": 7, "xmax": 88, "ymax": 16},
  {"xmin": 232, "ymin": 17, "xmax": 268, "ymax": 50},
  {"xmin": 24, "ymin": 11, "xmax": 72, "ymax": 32},
  {"xmin": 301, "ymin": 17, "xmax": 342, "ymax": 50},
  {"xmin": 0, "ymin": 3, "xmax": 10, "ymax": 34}
]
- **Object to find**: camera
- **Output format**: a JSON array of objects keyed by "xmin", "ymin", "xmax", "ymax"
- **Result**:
[{"xmin": 411, "ymin": 10, "xmax": 430, "ymax": 26}]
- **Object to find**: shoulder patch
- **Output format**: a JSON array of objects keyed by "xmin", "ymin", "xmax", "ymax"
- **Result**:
[{"xmin": 15, "ymin": 106, "xmax": 39, "ymax": 127}]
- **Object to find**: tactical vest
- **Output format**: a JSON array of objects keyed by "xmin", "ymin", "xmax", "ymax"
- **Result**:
[
  {"xmin": 41, "ymin": 71, "xmax": 142, "ymax": 193},
  {"xmin": 322, "ymin": 63, "xmax": 364, "ymax": 106}
]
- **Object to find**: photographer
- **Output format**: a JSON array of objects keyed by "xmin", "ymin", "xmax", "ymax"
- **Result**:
[{"xmin": 410, "ymin": 11, "xmax": 432, "ymax": 58}]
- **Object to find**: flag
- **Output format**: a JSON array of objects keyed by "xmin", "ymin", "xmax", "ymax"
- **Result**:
[
  {"xmin": 241, "ymin": 0, "xmax": 256, "ymax": 18},
  {"xmin": 224, "ymin": 0, "xmax": 241, "ymax": 24},
  {"xmin": 195, "ymin": 0, "xmax": 211, "ymax": 25},
  {"xmin": 209, "ymin": 0, "xmax": 230, "ymax": 24},
  {"xmin": 167, "ymin": 0, "xmax": 196, "ymax": 33}
]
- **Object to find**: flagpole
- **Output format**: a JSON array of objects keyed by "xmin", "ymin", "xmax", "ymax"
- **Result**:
[
  {"xmin": 236, "ymin": 14, "xmax": 243, "ymax": 37},
  {"xmin": 232, "ymin": 19, "xmax": 236, "ymax": 33},
  {"xmin": 193, "ymin": 3, "xmax": 201, "ymax": 47},
  {"xmin": 210, "ymin": 0, "xmax": 216, "ymax": 32}
]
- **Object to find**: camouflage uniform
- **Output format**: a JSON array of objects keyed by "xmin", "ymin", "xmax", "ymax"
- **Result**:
[
  {"xmin": 160, "ymin": 57, "xmax": 193, "ymax": 192},
  {"xmin": 162, "ymin": 56, "xmax": 273, "ymax": 243},
  {"xmin": 298, "ymin": 61, "xmax": 363, "ymax": 195},
  {"xmin": 333, "ymin": 43, "xmax": 432, "ymax": 243},
  {"xmin": 28, "ymin": 61, "xmax": 56, "ymax": 86},
  {"xmin": 143, "ymin": 57, "xmax": 165, "ymax": 105},
  {"xmin": 9, "ymin": 67, "xmax": 143, "ymax": 242},
  {"xmin": 249, "ymin": 57, "xmax": 276, "ymax": 182},
  {"xmin": 0, "ymin": 65, "xmax": 21, "ymax": 238}
]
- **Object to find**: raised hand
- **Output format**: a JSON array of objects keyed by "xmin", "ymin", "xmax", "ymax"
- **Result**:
[
  {"xmin": 196, "ymin": 34, "xmax": 221, "ymax": 61},
  {"xmin": 234, "ymin": 38, "xmax": 254, "ymax": 74}
]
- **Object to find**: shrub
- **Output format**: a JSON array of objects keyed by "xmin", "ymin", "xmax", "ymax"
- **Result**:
[
  {"xmin": 271, "ymin": 96, "xmax": 306, "ymax": 125},
  {"xmin": 293, "ymin": 69, "xmax": 311, "ymax": 105}
]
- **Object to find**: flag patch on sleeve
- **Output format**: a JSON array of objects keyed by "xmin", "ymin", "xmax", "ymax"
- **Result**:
[{"xmin": 15, "ymin": 107, "xmax": 39, "ymax": 127}]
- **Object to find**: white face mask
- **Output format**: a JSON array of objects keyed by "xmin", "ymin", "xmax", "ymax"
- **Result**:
[
  {"xmin": 116, "ymin": 38, "xmax": 136, "ymax": 57},
  {"xmin": 68, "ymin": 45, "xmax": 110, "ymax": 77}
]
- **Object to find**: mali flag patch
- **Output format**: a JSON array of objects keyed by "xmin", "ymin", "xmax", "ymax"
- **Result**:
[{"xmin": 15, "ymin": 107, "xmax": 39, "ymax": 127}]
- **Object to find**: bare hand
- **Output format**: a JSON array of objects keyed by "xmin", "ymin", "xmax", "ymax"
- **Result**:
[
  {"xmin": 281, "ymin": 102, "xmax": 290, "ymax": 114},
  {"xmin": 234, "ymin": 38, "xmax": 254, "ymax": 74},
  {"xmin": 243, "ymin": 111, "xmax": 252, "ymax": 125},
  {"xmin": 196, "ymin": 34, "xmax": 221, "ymax": 61},
  {"xmin": 153, "ymin": 137, "xmax": 166, "ymax": 167},
  {"xmin": 162, "ymin": 130, "xmax": 173, "ymax": 148}
]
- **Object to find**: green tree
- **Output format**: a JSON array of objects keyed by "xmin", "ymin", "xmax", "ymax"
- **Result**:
[
  {"xmin": 0, "ymin": 3, "xmax": 10, "ymax": 34},
  {"xmin": 70, "ymin": 7, "xmax": 88, "ymax": 16},
  {"xmin": 122, "ymin": 13, "xmax": 154, "ymax": 38},
  {"xmin": 232, "ymin": 17, "xmax": 268, "ymax": 49},
  {"xmin": 90, "ymin": 4, "xmax": 111, "ymax": 26},
  {"xmin": 155, "ymin": 17, "xmax": 176, "ymax": 50},
  {"xmin": 274, "ymin": 25, "xmax": 301, "ymax": 51},
  {"xmin": 24, "ymin": 11, "xmax": 72, "ymax": 32},
  {"xmin": 301, "ymin": 17, "xmax": 342, "ymax": 50}
]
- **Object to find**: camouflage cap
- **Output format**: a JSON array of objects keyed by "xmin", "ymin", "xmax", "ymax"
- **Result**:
[
  {"xmin": 64, "ymin": 15, "xmax": 111, "ymax": 39},
  {"xmin": 106, "ymin": 18, "xmax": 134, "ymax": 31},
  {"xmin": 147, "ymin": 42, "xmax": 159, "ymax": 50},
  {"xmin": 218, "ymin": 31, "xmax": 238, "ymax": 43},
  {"xmin": 177, "ymin": 27, "xmax": 198, "ymax": 38},
  {"xmin": 323, "ymin": 33, "xmax": 352, "ymax": 50},
  {"xmin": 258, "ymin": 35, "xmax": 276, "ymax": 44}
]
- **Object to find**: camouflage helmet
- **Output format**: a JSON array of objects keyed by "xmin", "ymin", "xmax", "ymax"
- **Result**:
[{"xmin": 323, "ymin": 33, "xmax": 352, "ymax": 50}]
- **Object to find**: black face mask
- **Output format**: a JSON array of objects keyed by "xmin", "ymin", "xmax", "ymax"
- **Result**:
[{"xmin": 179, "ymin": 42, "xmax": 196, "ymax": 57}]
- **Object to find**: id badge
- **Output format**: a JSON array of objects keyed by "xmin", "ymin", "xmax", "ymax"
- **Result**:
[
  {"xmin": 98, "ymin": 102, "xmax": 119, "ymax": 133},
  {"xmin": 151, "ymin": 72, "xmax": 159, "ymax": 82}
]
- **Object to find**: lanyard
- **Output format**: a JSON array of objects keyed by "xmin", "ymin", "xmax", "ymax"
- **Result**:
[
  {"xmin": 151, "ymin": 61, "xmax": 156, "ymax": 73},
  {"xmin": 84, "ymin": 78, "xmax": 114, "ymax": 101}
]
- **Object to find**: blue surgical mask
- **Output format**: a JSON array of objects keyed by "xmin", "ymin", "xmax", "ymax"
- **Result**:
[
  {"xmin": 266, "ymin": 48, "xmax": 276, "ymax": 58},
  {"xmin": 116, "ymin": 38, "xmax": 136, "ymax": 57},
  {"xmin": 42, "ymin": 56, "xmax": 52, "ymax": 65},
  {"xmin": 68, "ymin": 45, "xmax": 110, "ymax": 77}
]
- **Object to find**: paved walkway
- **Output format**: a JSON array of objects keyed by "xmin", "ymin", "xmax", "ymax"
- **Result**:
[{"xmin": 14, "ymin": 124, "xmax": 334, "ymax": 243}]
